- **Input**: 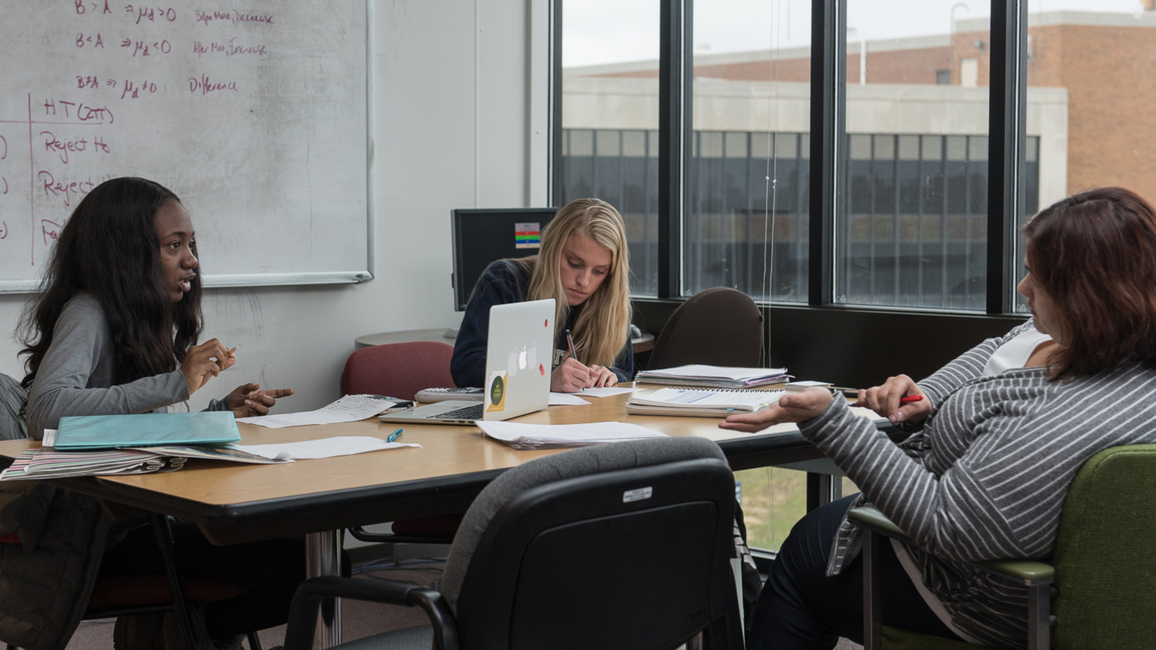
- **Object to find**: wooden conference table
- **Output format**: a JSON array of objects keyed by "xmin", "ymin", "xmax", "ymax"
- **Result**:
[{"xmin": 0, "ymin": 385, "xmax": 877, "ymax": 645}]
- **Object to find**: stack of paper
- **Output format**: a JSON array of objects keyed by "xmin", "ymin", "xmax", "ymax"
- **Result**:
[
  {"xmin": 626, "ymin": 388, "xmax": 783, "ymax": 417},
  {"xmin": 635, "ymin": 364, "xmax": 790, "ymax": 389},
  {"xmin": 476, "ymin": 421, "xmax": 667, "ymax": 450},
  {"xmin": 0, "ymin": 430, "xmax": 301, "ymax": 481},
  {"xmin": 0, "ymin": 448, "xmax": 187, "ymax": 480},
  {"xmin": 0, "ymin": 441, "xmax": 296, "ymax": 481}
]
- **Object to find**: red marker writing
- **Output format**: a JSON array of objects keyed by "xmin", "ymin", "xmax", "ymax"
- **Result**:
[{"xmin": 853, "ymin": 394, "xmax": 923, "ymax": 407}]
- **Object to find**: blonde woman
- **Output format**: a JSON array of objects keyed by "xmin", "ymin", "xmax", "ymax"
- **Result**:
[{"xmin": 451, "ymin": 198, "xmax": 632, "ymax": 392}]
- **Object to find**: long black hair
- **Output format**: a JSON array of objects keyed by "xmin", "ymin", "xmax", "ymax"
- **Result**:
[{"xmin": 19, "ymin": 177, "xmax": 203, "ymax": 387}]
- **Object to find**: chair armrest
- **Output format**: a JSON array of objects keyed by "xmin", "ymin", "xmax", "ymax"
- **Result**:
[
  {"xmin": 847, "ymin": 506, "xmax": 1054, "ymax": 586},
  {"xmin": 977, "ymin": 559, "xmax": 1054, "ymax": 584},
  {"xmin": 847, "ymin": 505, "xmax": 910, "ymax": 541},
  {"xmin": 283, "ymin": 576, "xmax": 459, "ymax": 650},
  {"xmin": 346, "ymin": 525, "xmax": 455, "ymax": 545}
]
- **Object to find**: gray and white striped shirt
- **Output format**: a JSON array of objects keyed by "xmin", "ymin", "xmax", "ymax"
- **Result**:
[{"xmin": 799, "ymin": 321, "xmax": 1156, "ymax": 649}]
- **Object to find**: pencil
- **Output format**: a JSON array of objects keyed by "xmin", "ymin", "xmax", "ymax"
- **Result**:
[
  {"xmin": 565, "ymin": 329, "xmax": 577, "ymax": 360},
  {"xmin": 853, "ymin": 395, "xmax": 923, "ymax": 407}
]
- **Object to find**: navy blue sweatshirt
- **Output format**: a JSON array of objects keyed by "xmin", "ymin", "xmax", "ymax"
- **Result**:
[{"xmin": 450, "ymin": 260, "xmax": 633, "ymax": 388}]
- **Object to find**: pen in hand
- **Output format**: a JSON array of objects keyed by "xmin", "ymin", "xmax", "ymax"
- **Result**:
[
  {"xmin": 565, "ymin": 329, "xmax": 577, "ymax": 361},
  {"xmin": 853, "ymin": 395, "xmax": 923, "ymax": 407},
  {"xmin": 386, "ymin": 428, "xmax": 403, "ymax": 443}
]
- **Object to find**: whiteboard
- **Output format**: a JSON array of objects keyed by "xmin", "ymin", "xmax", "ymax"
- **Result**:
[{"xmin": 0, "ymin": 0, "xmax": 370, "ymax": 292}]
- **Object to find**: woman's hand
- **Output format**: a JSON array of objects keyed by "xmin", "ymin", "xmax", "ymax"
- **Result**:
[
  {"xmin": 588, "ymin": 365, "xmax": 618, "ymax": 388},
  {"xmin": 227, "ymin": 383, "xmax": 295, "ymax": 418},
  {"xmin": 551, "ymin": 357, "xmax": 596, "ymax": 393},
  {"xmin": 181, "ymin": 338, "xmax": 236, "ymax": 395},
  {"xmin": 718, "ymin": 388, "xmax": 834, "ymax": 433},
  {"xmin": 856, "ymin": 374, "xmax": 932, "ymax": 425}
]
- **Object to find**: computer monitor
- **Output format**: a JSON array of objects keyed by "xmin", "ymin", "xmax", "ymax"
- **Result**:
[{"xmin": 451, "ymin": 207, "xmax": 559, "ymax": 311}]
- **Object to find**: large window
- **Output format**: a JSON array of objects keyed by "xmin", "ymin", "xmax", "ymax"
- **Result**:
[
  {"xmin": 558, "ymin": 1, "xmax": 1054, "ymax": 311},
  {"xmin": 686, "ymin": 1, "xmax": 812, "ymax": 302},
  {"xmin": 560, "ymin": 1, "xmax": 661, "ymax": 295},
  {"xmin": 1016, "ymin": 3, "xmax": 1156, "ymax": 311}
]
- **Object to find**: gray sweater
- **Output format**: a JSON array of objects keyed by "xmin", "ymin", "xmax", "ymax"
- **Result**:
[
  {"xmin": 801, "ymin": 321, "xmax": 1156, "ymax": 649},
  {"xmin": 25, "ymin": 293, "xmax": 224, "ymax": 440}
]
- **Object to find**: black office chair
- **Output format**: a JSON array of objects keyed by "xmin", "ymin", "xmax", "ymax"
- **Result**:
[
  {"xmin": 647, "ymin": 287, "xmax": 763, "ymax": 370},
  {"xmin": 282, "ymin": 436, "xmax": 744, "ymax": 650}
]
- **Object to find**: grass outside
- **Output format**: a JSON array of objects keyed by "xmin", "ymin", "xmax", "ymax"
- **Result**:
[{"xmin": 736, "ymin": 468, "xmax": 860, "ymax": 552}]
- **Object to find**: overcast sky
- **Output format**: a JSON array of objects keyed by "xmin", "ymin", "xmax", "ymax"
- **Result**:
[{"xmin": 564, "ymin": 0, "xmax": 1148, "ymax": 67}]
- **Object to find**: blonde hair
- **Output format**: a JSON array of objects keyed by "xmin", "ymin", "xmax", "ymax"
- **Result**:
[{"xmin": 514, "ymin": 198, "xmax": 631, "ymax": 369}]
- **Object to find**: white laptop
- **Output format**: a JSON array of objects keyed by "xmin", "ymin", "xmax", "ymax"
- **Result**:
[{"xmin": 378, "ymin": 298, "xmax": 555, "ymax": 426}]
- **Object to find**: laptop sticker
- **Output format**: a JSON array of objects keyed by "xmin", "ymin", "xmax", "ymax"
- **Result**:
[{"xmin": 486, "ymin": 371, "xmax": 507, "ymax": 412}]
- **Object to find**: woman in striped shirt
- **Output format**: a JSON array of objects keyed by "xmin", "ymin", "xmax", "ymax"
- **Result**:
[{"xmin": 722, "ymin": 187, "xmax": 1156, "ymax": 650}]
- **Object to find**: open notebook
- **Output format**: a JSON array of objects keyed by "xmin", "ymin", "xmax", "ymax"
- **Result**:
[{"xmin": 625, "ymin": 388, "xmax": 784, "ymax": 417}]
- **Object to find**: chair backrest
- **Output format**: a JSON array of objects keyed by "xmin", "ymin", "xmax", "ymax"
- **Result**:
[
  {"xmin": 440, "ymin": 437, "xmax": 741, "ymax": 650},
  {"xmin": 1051, "ymin": 443, "xmax": 1156, "ymax": 649},
  {"xmin": 646, "ymin": 287, "xmax": 763, "ymax": 370},
  {"xmin": 0, "ymin": 374, "xmax": 28, "ymax": 441},
  {"xmin": 340, "ymin": 342, "xmax": 455, "ymax": 401}
]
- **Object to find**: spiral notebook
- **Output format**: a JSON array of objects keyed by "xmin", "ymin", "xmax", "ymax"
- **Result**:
[
  {"xmin": 625, "ymin": 387, "xmax": 784, "ymax": 417},
  {"xmin": 634, "ymin": 365, "xmax": 790, "ymax": 389}
]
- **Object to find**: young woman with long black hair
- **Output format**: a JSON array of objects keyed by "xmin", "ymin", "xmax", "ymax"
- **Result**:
[{"xmin": 19, "ymin": 176, "xmax": 301, "ymax": 645}]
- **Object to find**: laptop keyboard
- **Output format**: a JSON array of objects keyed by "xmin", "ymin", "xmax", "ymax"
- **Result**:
[{"xmin": 431, "ymin": 404, "xmax": 484, "ymax": 420}]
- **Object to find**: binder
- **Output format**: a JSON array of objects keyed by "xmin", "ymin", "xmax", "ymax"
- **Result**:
[{"xmin": 54, "ymin": 411, "xmax": 241, "ymax": 450}]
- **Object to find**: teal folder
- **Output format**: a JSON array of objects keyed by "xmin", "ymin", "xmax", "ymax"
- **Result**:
[{"xmin": 54, "ymin": 412, "xmax": 241, "ymax": 450}]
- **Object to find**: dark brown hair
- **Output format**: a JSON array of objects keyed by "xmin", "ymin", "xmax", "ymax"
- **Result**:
[{"xmin": 1023, "ymin": 186, "xmax": 1156, "ymax": 380}]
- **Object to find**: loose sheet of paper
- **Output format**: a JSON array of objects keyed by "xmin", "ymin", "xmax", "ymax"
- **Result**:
[
  {"xmin": 229, "ymin": 436, "xmax": 420, "ymax": 461},
  {"xmin": 575, "ymin": 386, "xmax": 637, "ymax": 398},
  {"xmin": 549, "ymin": 392, "xmax": 591, "ymax": 406},
  {"xmin": 237, "ymin": 394, "xmax": 395, "ymax": 429},
  {"xmin": 476, "ymin": 420, "xmax": 667, "ymax": 449}
]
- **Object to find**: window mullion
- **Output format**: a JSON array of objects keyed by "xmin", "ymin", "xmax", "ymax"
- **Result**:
[
  {"xmin": 808, "ymin": 0, "xmax": 845, "ymax": 306},
  {"xmin": 658, "ymin": 0, "xmax": 692, "ymax": 299},
  {"xmin": 987, "ymin": 0, "xmax": 1027, "ymax": 314}
]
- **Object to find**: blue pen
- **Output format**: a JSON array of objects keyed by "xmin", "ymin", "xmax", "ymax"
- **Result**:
[{"xmin": 386, "ymin": 428, "xmax": 403, "ymax": 443}]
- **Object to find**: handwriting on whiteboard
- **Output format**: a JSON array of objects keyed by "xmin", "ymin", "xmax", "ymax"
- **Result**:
[{"xmin": 1, "ymin": 2, "xmax": 279, "ymax": 266}]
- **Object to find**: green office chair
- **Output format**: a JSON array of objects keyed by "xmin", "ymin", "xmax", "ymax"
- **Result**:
[{"xmin": 849, "ymin": 444, "xmax": 1156, "ymax": 650}]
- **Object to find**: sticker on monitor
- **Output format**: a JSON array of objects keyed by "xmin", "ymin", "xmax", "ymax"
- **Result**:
[{"xmin": 514, "ymin": 223, "xmax": 541, "ymax": 249}]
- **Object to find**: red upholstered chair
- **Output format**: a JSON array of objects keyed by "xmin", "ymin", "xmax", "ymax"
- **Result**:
[
  {"xmin": 84, "ymin": 514, "xmax": 263, "ymax": 649},
  {"xmin": 341, "ymin": 341, "xmax": 456, "ymax": 401},
  {"xmin": 341, "ymin": 342, "xmax": 462, "ymax": 545}
]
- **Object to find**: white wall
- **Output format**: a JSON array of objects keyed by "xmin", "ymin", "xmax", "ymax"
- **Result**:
[{"xmin": 0, "ymin": 0, "xmax": 549, "ymax": 412}]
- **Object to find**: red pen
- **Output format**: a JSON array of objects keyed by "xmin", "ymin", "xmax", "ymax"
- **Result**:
[{"xmin": 853, "ymin": 395, "xmax": 923, "ymax": 407}]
